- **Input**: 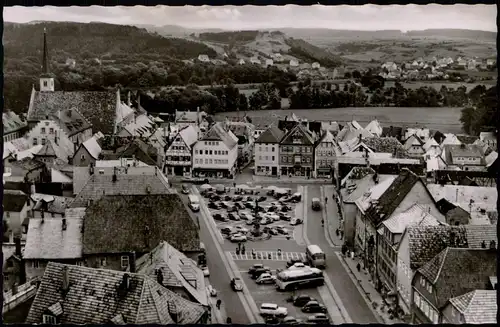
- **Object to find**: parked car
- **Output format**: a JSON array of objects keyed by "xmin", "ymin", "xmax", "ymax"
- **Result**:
[
  {"xmin": 306, "ymin": 313, "xmax": 329, "ymax": 324},
  {"xmin": 235, "ymin": 202, "xmax": 246, "ymax": 210},
  {"xmin": 181, "ymin": 184, "xmax": 190, "ymax": 194},
  {"xmin": 210, "ymin": 194, "xmax": 221, "ymax": 201},
  {"xmin": 182, "ymin": 177, "xmax": 209, "ymax": 185},
  {"xmin": 228, "ymin": 213, "xmax": 240, "ymax": 221},
  {"xmin": 288, "ymin": 294, "xmax": 317, "ymax": 307},
  {"xmin": 301, "ymin": 301, "xmax": 327, "ymax": 313},
  {"xmin": 279, "ymin": 213, "xmax": 292, "ymax": 221},
  {"xmin": 248, "ymin": 263, "xmax": 264, "ymax": 274},
  {"xmin": 234, "ymin": 226, "xmax": 249, "ymax": 234},
  {"xmin": 259, "ymin": 218, "xmax": 272, "ymax": 225},
  {"xmin": 278, "ymin": 227, "xmax": 290, "ymax": 235},
  {"xmin": 256, "ymin": 273, "xmax": 276, "ymax": 285},
  {"xmin": 245, "ymin": 196, "xmax": 254, "ymax": 202},
  {"xmin": 290, "ymin": 218, "xmax": 303, "ymax": 226},
  {"xmin": 213, "ymin": 213, "xmax": 228, "ymax": 222},
  {"xmin": 264, "ymin": 315, "xmax": 281, "ymax": 324},
  {"xmin": 220, "ymin": 227, "xmax": 234, "ymax": 235},
  {"xmin": 282, "ymin": 316, "xmax": 299, "ymax": 324},
  {"xmin": 208, "ymin": 202, "xmax": 222, "ymax": 210},
  {"xmin": 256, "ymin": 206, "xmax": 266, "ymax": 212},
  {"xmin": 259, "ymin": 303, "xmax": 288, "ymax": 317},
  {"xmin": 267, "ymin": 205, "xmax": 278, "ymax": 213},
  {"xmin": 226, "ymin": 205, "xmax": 238, "ymax": 213},
  {"xmin": 230, "ymin": 233, "xmax": 248, "ymax": 242},
  {"xmin": 223, "ymin": 195, "xmax": 232, "ymax": 201},
  {"xmin": 279, "ymin": 195, "xmax": 293, "ymax": 203},
  {"xmin": 251, "ymin": 267, "xmax": 271, "ymax": 279},
  {"xmin": 257, "ymin": 196, "xmax": 267, "ymax": 202},
  {"xmin": 266, "ymin": 213, "xmax": 281, "ymax": 221},
  {"xmin": 280, "ymin": 205, "xmax": 292, "ymax": 212},
  {"xmin": 286, "ymin": 258, "xmax": 306, "ymax": 268},
  {"xmin": 288, "ymin": 262, "xmax": 309, "ymax": 270},
  {"xmin": 231, "ymin": 277, "xmax": 243, "ymax": 291},
  {"xmin": 245, "ymin": 201, "xmax": 256, "ymax": 209},
  {"xmin": 200, "ymin": 265, "xmax": 210, "ymax": 277},
  {"xmin": 263, "ymin": 227, "xmax": 279, "ymax": 235},
  {"xmin": 291, "ymin": 192, "xmax": 302, "ymax": 202},
  {"xmin": 233, "ymin": 195, "xmax": 243, "ymax": 202},
  {"xmin": 220, "ymin": 201, "xmax": 232, "ymax": 208},
  {"xmin": 207, "ymin": 284, "xmax": 217, "ymax": 297}
]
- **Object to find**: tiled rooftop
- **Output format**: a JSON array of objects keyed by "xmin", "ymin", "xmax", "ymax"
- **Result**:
[
  {"xmin": 34, "ymin": 140, "xmax": 70, "ymax": 161},
  {"xmin": 24, "ymin": 208, "xmax": 86, "ymax": 260},
  {"xmin": 26, "ymin": 262, "xmax": 207, "ymax": 324},
  {"xmin": 426, "ymin": 184, "xmax": 497, "ymax": 212},
  {"xmin": 363, "ymin": 137, "xmax": 410, "ymax": 158},
  {"xmin": 31, "ymin": 193, "xmax": 74, "ymax": 214},
  {"xmin": 177, "ymin": 125, "xmax": 198, "ymax": 148},
  {"xmin": 3, "ymin": 110, "xmax": 27, "ymax": 134},
  {"xmin": 448, "ymin": 290, "xmax": 497, "ymax": 324},
  {"xmin": 70, "ymin": 171, "xmax": 171, "ymax": 207},
  {"xmin": 201, "ymin": 122, "xmax": 238, "ymax": 149},
  {"xmin": 365, "ymin": 120, "xmax": 383, "ymax": 136},
  {"xmin": 82, "ymin": 194, "xmax": 199, "ymax": 254},
  {"xmin": 136, "ymin": 240, "xmax": 208, "ymax": 306},
  {"xmin": 407, "ymin": 224, "xmax": 497, "ymax": 270},
  {"xmin": 417, "ymin": 248, "xmax": 497, "ymax": 308},
  {"xmin": 55, "ymin": 108, "xmax": 92, "ymax": 137},
  {"xmin": 255, "ymin": 125, "xmax": 285, "ymax": 144},
  {"xmin": 381, "ymin": 204, "xmax": 441, "ymax": 235},
  {"xmin": 355, "ymin": 175, "xmax": 398, "ymax": 212},
  {"xmin": 9, "ymin": 157, "xmax": 45, "ymax": 172},
  {"xmin": 28, "ymin": 90, "xmax": 117, "ymax": 134},
  {"xmin": 340, "ymin": 166, "xmax": 375, "ymax": 187}
]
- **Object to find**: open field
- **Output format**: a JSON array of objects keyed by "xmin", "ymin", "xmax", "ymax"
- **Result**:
[{"xmin": 215, "ymin": 106, "xmax": 464, "ymax": 134}]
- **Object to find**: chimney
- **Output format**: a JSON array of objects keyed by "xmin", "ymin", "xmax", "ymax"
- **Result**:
[
  {"xmin": 157, "ymin": 269, "xmax": 164, "ymax": 285},
  {"xmin": 14, "ymin": 236, "xmax": 22, "ymax": 257},
  {"xmin": 62, "ymin": 266, "xmax": 70, "ymax": 292},
  {"xmin": 129, "ymin": 252, "xmax": 136, "ymax": 273},
  {"xmin": 31, "ymin": 183, "xmax": 36, "ymax": 195},
  {"xmin": 122, "ymin": 273, "xmax": 131, "ymax": 290},
  {"xmin": 481, "ymin": 240, "xmax": 486, "ymax": 248},
  {"xmin": 62, "ymin": 218, "xmax": 67, "ymax": 231},
  {"xmin": 112, "ymin": 167, "xmax": 117, "ymax": 182},
  {"xmin": 41, "ymin": 210, "xmax": 45, "ymax": 223},
  {"xmin": 489, "ymin": 240, "xmax": 496, "ymax": 250}
]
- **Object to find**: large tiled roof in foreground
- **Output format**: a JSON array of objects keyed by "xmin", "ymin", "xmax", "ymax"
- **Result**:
[{"xmin": 448, "ymin": 290, "xmax": 497, "ymax": 324}]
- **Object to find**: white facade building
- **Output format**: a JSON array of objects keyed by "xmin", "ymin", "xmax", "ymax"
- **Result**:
[
  {"xmin": 314, "ymin": 130, "xmax": 337, "ymax": 178},
  {"xmin": 253, "ymin": 126, "xmax": 284, "ymax": 176},
  {"xmin": 192, "ymin": 123, "xmax": 238, "ymax": 178},
  {"xmin": 165, "ymin": 125, "xmax": 198, "ymax": 176}
]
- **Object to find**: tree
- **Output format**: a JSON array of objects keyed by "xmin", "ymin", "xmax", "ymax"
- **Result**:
[
  {"xmin": 352, "ymin": 70, "xmax": 362, "ymax": 79},
  {"xmin": 344, "ymin": 72, "xmax": 352, "ymax": 79}
]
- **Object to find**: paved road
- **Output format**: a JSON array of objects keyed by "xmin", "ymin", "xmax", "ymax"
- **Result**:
[
  {"xmin": 182, "ymin": 193, "xmax": 251, "ymax": 324},
  {"xmin": 304, "ymin": 185, "xmax": 378, "ymax": 324}
]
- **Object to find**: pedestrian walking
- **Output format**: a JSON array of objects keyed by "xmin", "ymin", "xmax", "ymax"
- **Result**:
[
  {"xmin": 341, "ymin": 244, "xmax": 347, "ymax": 256},
  {"xmin": 216, "ymin": 299, "xmax": 222, "ymax": 310},
  {"xmin": 226, "ymin": 317, "xmax": 232, "ymax": 324},
  {"xmin": 340, "ymin": 230, "xmax": 344, "ymax": 239},
  {"xmin": 335, "ymin": 228, "xmax": 339, "ymax": 236},
  {"xmin": 233, "ymin": 182, "xmax": 236, "ymax": 188},
  {"xmin": 325, "ymin": 197, "xmax": 328, "ymax": 204},
  {"xmin": 321, "ymin": 219, "xmax": 324, "ymax": 227},
  {"xmin": 356, "ymin": 262, "xmax": 361, "ymax": 272}
]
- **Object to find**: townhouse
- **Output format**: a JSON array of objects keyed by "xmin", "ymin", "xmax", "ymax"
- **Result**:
[
  {"xmin": 279, "ymin": 123, "xmax": 316, "ymax": 177},
  {"xmin": 165, "ymin": 125, "xmax": 198, "ymax": 176},
  {"xmin": 254, "ymin": 125, "xmax": 284, "ymax": 176},
  {"xmin": 3, "ymin": 190, "xmax": 30, "ymax": 243},
  {"xmin": 313, "ymin": 130, "xmax": 337, "ymax": 178},
  {"xmin": 192, "ymin": 122, "xmax": 238, "ymax": 178},
  {"xmin": 3, "ymin": 110, "xmax": 28, "ymax": 143},
  {"xmin": 440, "ymin": 143, "xmax": 487, "ymax": 171}
]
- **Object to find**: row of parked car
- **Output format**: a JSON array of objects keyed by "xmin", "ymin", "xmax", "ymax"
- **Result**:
[{"xmin": 249, "ymin": 261, "xmax": 330, "ymax": 324}]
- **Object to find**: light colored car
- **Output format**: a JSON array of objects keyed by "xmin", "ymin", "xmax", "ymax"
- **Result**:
[
  {"xmin": 259, "ymin": 303, "xmax": 288, "ymax": 317},
  {"xmin": 230, "ymin": 233, "xmax": 248, "ymax": 242},
  {"xmin": 207, "ymin": 284, "xmax": 217, "ymax": 297},
  {"xmin": 287, "ymin": 262, "xmax": 309, "ymax": 270},
  {"xmin": 235, "ymin": 226, "xmax": 249, "ymax": 233},
  {"xmin": 290, "ymin": 218, "xmax": 303, "ymax": 226},
  {"xmin": 231, "ymin": 277, "xmax": 243, "ymax": 291},
  {"xmin": 265, "ymin": 213, "xmax": 280, "ymax": 221},
  {"xmin": 256, "ymin": 273, "xmax": 276, "ymax": 284},
  {"xmin": 200, "ymin": 265, "xmax": 210, "ymax": 277}
]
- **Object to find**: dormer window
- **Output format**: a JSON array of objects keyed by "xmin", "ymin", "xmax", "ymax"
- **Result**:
[
  {"xmin": 41, "ymin": 127, "xmax": 46, "ymax": 134},
  {"xmin": 43, "ymin": 314, "xmax": 57, "ymax": 324},
  {"xmin": 43, "ymin": 81, "xmax": 48, "ymax": 87}
]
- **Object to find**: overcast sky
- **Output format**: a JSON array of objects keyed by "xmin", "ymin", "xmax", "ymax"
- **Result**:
[{"xmin": 3, "ymin": 5, "xmax": 496, "ymax": 31}]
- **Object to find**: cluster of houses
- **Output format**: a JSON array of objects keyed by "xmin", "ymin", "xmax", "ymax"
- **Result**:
[
  {"xmin": 379, "ymin": 56, "xmax": 497, "ymax": 81},
  {"xmin": 2, "ymin": 30, "xmax": 214, "ymax": 324}
]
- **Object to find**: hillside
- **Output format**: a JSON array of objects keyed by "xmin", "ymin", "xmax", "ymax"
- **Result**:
[{"xmin": 3, "ymin": 21, "xmax": 217, "ymax": 68}]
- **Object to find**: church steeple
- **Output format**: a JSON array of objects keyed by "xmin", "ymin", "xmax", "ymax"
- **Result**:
[{"xmin": 40, "ymin": 28, "xmax": 54, "ymax": 92}]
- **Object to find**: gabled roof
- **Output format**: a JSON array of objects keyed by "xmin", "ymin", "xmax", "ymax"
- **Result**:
[
  {"xmin": 381, "ymin": 204, "xmax": 441, "ymax": 235},
  {"xmin": 26, "ymin": 262, "xmax": 206, "ymax": 324},
  {"xmin": 445, "ymin": 144, "xmax": 484, "ymax": 159},
  {"xmin": 381, "ymin": 126, "xmax": 403, "ymax": 139},
  {"xmin": 55, "ymin": 108, "xmax": 92, "ymax": 137},
  {"xmin": 422, "ymin": 137, "xmax": 439, "ymax": 151},
  {"xmin": 318, "ymin": 130, "xmax": 335, "ymax": 144},
  {"xmin": 448, "ymin": 290, "xmax": 497, "ymax": 324},
  {"xmin": 123, "ymin": 114, "xmax": 155, "ymax": 136},
  {"xmin": 355, "ymin": 175, "xmax": 398, "ymax": 212},
  {"xmin": 337, "ymin": 123, "xmax": 373, "ymax": 142},
  {"xmin": 441, "ymin": 133, "xmax": 462, "ymax": 146},
  {"xmin": 255, "ymin": 125, "xmax": 284, "ymax": 144},
  {"xmin": 365, "ymin": 120, "xmax": 383, "ymax": 136},
  {"xmin": 403, "ymin": 134, "xmax": 425, "ymax": 150},
  {"xmin": 101, "ymin": 138, "xmax": 158, "ymax": 166},
  {"xmin": 9, "ymin": 157, "xmax": 45, "ymax": 172},
  {"xmin": 178, "ymin": 125, "xmax": 198, "ymax": 148},
  {"xmin": 345, "ymin": 174, "xmax": 395, "ymax": 204},
  {"xmin": 136, "ymin": 241, "xmax": 208, "ymax": 306},
  {"xmin": 280, "ymin": 123, "xmax": 315, "ymax": 145},
  {"xmin": 485, "ymin": 151, "xmax": 497, "ymax": 167},
  {"xmin": 479, "ymin": 131, "xmax": 496, "ymax": 142},
  {"xmin": 406, "ymin": 224, "xmax": 497, "ymax": 269},
  {"xmin": 455, "ymin": 134, "xmax": 479, "ymax": 145},
  {"xmin": 363, "ymin": 137, "xmax": 409, "ymax": 158},
  {"xmin": 3, "ymin": 110, "xmax": 27, "ymax": 134},
  {"xmin": 3, "ymin": 189, "xmax": 28, "ymax": 212},
  {"xmin": 34, "ymin": 140, "xmax": 69, "ymax": 161},
  {"xmin": 70, "ymin": 172, "xmax": 171, "ymax": 207},
  {"xmin": 79, "ymin": 132, "xmax": 104, "ymax": 160},
  {"xmin": 82, "ymin": 194, "xmax": 199, "ymax": 254},
  {"xmin": 28, "ymin": 90, "xmax": 117, "ymax": 134},
  {"xmin": 24, "ymin": 208, "xmax": 85, "ymax": 260},
  {"xmin": 417, "ymin": 248, "xmax": 497, "ymax": 308},
  {"xmin": 200, "ymin": 122, "xmax": 238, "ymax": 149},
  {"xmin": 115, "ymin": 102, "xmax": 135, "ymax": 126},
  {"xmin": 364, "ymin": 169, "xmax": 423, "ymax": 225}
]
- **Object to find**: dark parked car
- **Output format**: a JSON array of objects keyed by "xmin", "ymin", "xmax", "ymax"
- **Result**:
[
  {"xmin": 263, "ymin": 227, "xmax": 279, "ymax": 235},
  {"xmin": 306, "ymin": 313, "xmax": 329, "ymax": 324},
  {"xmin": 228, "ymin": 213, "xmax": 240, "ymax": 221},
  {"xmin": 267, "ymin": 206, "xmax": 278, "ymax": 213},
  {"xmin": 227, "ymin": 205, "xmax": 238, "ymax": 213},
  {"xmin": 288, "ymin": 295, "xmax": 316, "ymax": 307},
  {"xmin": 213, "ymin": 213, "xmax": 228, "ymax": 222},
  {"xmin": 208, "ymin": 202, "xmax": 222, "ymax": 210},
  {"xmin": 301, "ymin": 301, "xmax": 327, "ymax": 313},
  {"xmin": 233, "ymin": 195, "xmax": 243, "ymax": 202},
  {"xmin": 257, "ymin": 196, "xmax": 267, "ymax": 202},
  {"xmin": 280, "ymin": 205, "xmax": 292, "ymax": 212},
  {"xmin": 279, "ymin": 213, "xmax": 292, "ymax": 221},
  {"xmin": 256, "ymin": 206, "xmax": 266, "ymax": 212},
  {"xmin": 223, "ymin": 195, "xmax": 232, "ymax": 201},
  {"xmin": 235, "ymin": 202, "xmax": 246, "ymax": 210},
  {"xmin": 245, "ymin": 196, "xmax": 254, "ymax": 202},
  {"xmin": 245, "ymin": 202, "xmax": 256, "ymax": 209},
  {"xmin": 210, "ymin": 194, "xmax": 221, "ymax": 201},
  {"xmin": 282, "ymin": 316, "xmax": 299, "ymax": 325},
  {"xmin": 220, "ymin": 227, "xmax": 234, "ymax": 235},
  {"xmin": 248, "ymin": 263, "xmax": 264, "ymax": 274}
]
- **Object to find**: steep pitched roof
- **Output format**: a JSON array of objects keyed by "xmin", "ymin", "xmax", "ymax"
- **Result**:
[
  {"xmin": 24, "ymin": 208, "xmax": 85, "ymax": 260},
  {"xmin": 448, "ymin": 290, "xmax": 497, "ymax": 324},
  {"xmin": 403, "ymin": 134, "xmax": 425, "ymax": 150},
  {"xmin": 3, "ymin": 110, "xmax": 27, "ymax": 134},
  {"xmin": 318, "ymin": 130, "xmax": 335, "ymax": 144},
  {"xmin": 82, "ymin": 194, "xmax": 199, "ymax": 254},
  {"xmin": 364, "ymin": 169, "xmax": 422, "ymax": 225},
  {"xmin": 255, "ymin": 125, "xmax": 285, "ymax": 144},
  {"xmin": 34, "ymin": 140, "xmax": 69, "ymax": 161},
  {"xmin": 178, "ymin": 125, "xmax": 198, "ymax": 148},
  {"xmin": 55, "ymin": 108, "xmax": 92, "ymax": 137},
  {"xmin": 455, "ymin": 134, "xmax": 479, "ymax": 145},
  {"xmin": 280, "ymin": 123, "xmax": 315, "ymax": 145},
  {"xmin": 363, "ymin": 137, "xmax": 409, "ymax": 158},
  {"xmin": 417, "ymin": 248, "xmax": 497, "ymax": 308},
  {"xmin": 201, "ymin": 122, "xmax": 238, "ymax": 149},
  {"xmin": 28, "ymin": 90, "xmax": 117, "ymax": 134},
  {"xmin": 422, "ymin": 137, "xmax": 439, "ymax": 151},
  {"xmin": 3, "ymin": 189, "xmax": 28, "ymax": 212},
  {"xmin": 9, "ymin": 157, "xmax": 45, "ymax": 172},
  {"xmin": 101, "ymin": 138, "xmax": 158, "ymax": 166},
  {"xmin": 26, "ymin": 262, "xmax": 206, "ymax": 324},
  {"xmin": 365, "ymin": 120, "xmax": 383, "ymax": 136},
  {"xmin": 381, "ymin": 204, "xmax": 441, "ymax": 235},
  {"xmin": 122, "ymin": 114, "xmax": 155, "ymax": 136},
  {"xmin": 136, "ymin": 241, "xmax": 208, "ymax": 306},
  {"xmin": 79, "ymin": 132, "xmax": 104, "ymax": 160},
  {"xmin": 406, "ymin": 224, "xmax": 497, "ymax": 269},
  {"xmin": 70, "ymin": 172, "xmax": 171, "ymax": 207}
]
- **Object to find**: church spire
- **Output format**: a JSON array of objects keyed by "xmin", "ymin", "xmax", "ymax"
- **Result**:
[
  {"xmin": 42, "ymin": 28, "xmax": 50, "ymax": 75},
  {"xmin": 40, "ymin": 28, "xmax": 54, "ymax": 92}
]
